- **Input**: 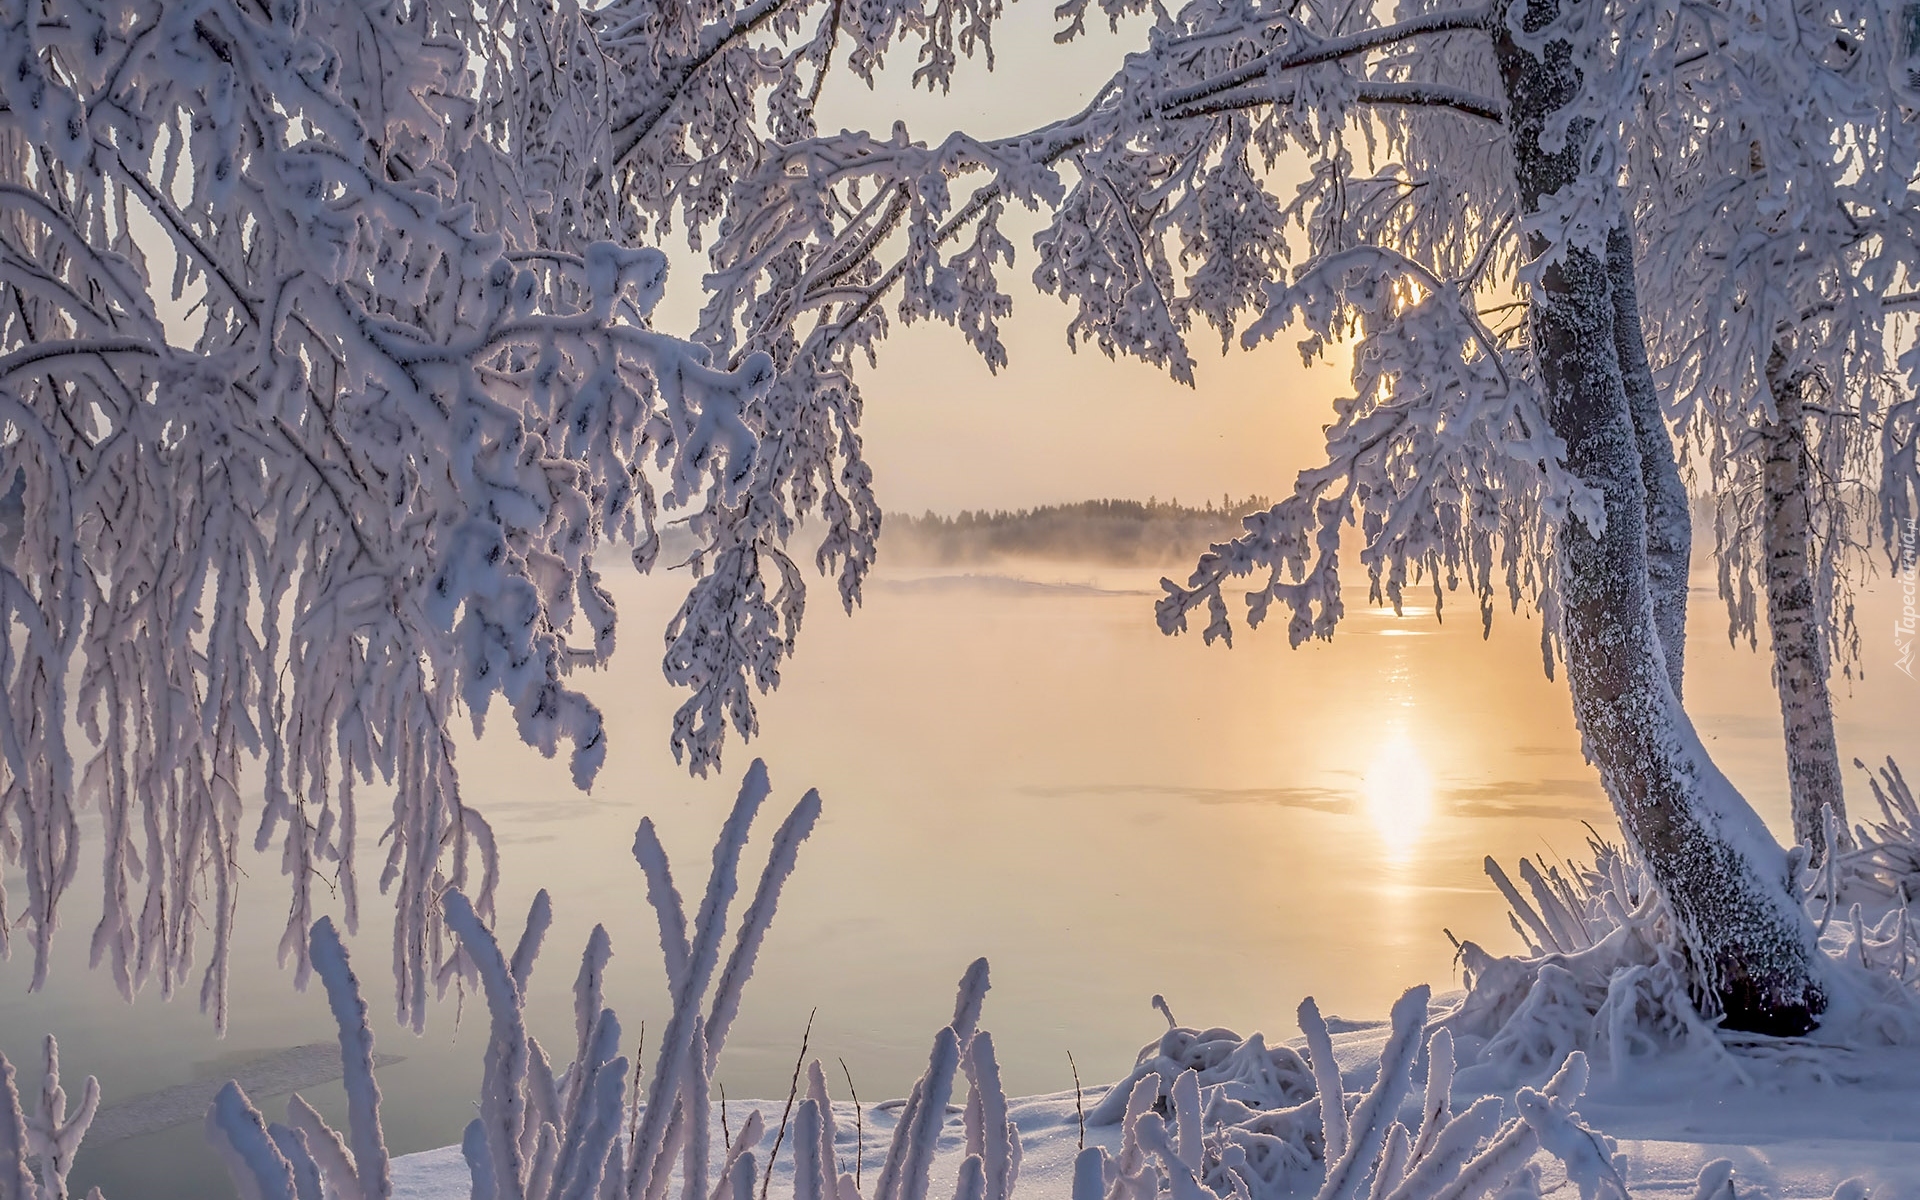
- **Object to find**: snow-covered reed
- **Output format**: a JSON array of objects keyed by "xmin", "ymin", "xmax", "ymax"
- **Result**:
[
  {"xmin": 185, "ymin": 761, "xmax": 1021, "ymax": 1200},
  {"xmin": 1833, "ymin": 759, "xmax": 1920, "ymax": 907},
  {"xmin": 0, "ymin": 1034, "xmax": 100, "ymax": 1200},
  {"xmin": 1082, "ymin": 986, "xmax": 1628, "ymax": 1200}
]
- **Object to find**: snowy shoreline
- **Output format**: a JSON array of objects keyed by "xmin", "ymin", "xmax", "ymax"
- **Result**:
[{"xmin": 387, "ymin": 1006, "xmax": 1920, "ymax": 1200}]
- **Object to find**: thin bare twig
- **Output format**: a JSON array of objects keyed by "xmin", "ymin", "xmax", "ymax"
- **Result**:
[
  {"xmin": 761, "ymin": 1008, "xmax": 817, "ymax": 1200},
  {"xmin": 1067, "ymin": 1051, "xmax": 1086, "ymax": 1151},
  {"xmin": 627, "ymin": 1021, "xmax": 645, "ymax": 1169},
  {"xmin": 838, "ymin": 1056, "xmax": 862, "ymax": 1189}
]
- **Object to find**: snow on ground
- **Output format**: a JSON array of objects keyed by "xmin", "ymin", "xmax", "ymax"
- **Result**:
[
  {"xmin": 387, "ymin": 1010, "xmax": 1920, "ymax": 1200},
  {"xmin": 1588, "ymin": 1074, "xmax": 1920, "ymax": 1197},
  {"xmin": 387, "ymin": 1091, "xmax": 1131, "ymax": 1200}
]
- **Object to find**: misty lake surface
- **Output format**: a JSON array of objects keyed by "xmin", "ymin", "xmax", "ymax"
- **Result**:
[{"xmin": 5, "ymin": 554, "xmax": 1915, "ymax": 1199}]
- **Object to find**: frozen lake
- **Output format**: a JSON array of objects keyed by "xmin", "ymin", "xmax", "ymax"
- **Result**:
[{"xmin": 3, "ymin": 554, "xmax": 1913, "ymax": 1199}]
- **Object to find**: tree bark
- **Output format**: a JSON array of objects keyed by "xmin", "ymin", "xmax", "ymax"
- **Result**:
[
  {"xmin": 1761, "ymin": 361, "xmax": 1850, "ymax": 857},
  {"xmin": 1608, "ymin": 226, "xmax": 1691, "ymax": 699},
  {"xmin": 1493, "ymin": 0, "xmax": 1824, "ymax": 1034}
]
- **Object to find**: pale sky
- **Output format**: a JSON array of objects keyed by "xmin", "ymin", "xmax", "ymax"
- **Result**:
[{"xmin": 651, "ymin": 4, "xmax": 1351, "ymax": 515}]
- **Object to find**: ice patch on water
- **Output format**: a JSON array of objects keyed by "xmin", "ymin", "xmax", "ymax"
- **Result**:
[{"xmin": 87, "ymin": 1043, "xmax": 403, "ymax": 1144}]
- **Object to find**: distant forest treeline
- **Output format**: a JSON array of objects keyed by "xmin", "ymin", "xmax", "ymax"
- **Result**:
[{"xmin": 881, "ymin": 496, "xmax": 1272, "ymax": 565}]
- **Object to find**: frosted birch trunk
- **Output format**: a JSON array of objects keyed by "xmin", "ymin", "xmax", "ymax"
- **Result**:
[
  {"xmin": 1608, "ymin": 225, "xmax": 1691, "ymax": 699},
  {"xmin": 1761, "ymin": 362, "xmax": 1850, "ymax": 857},
  {"xmin": 1494, "ymin": 0, "xmax": 1824, "ymax": 1034}
]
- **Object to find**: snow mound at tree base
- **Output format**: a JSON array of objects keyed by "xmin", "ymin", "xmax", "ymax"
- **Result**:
[{"xmin": 1442, "ymin": 807, "xmax": 1920, "ymax": 1099}]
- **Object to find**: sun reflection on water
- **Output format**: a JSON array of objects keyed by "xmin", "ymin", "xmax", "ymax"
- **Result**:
[{"xmin": 1362, "ymin": 730, "xmax": 1434, "ymax": 858}]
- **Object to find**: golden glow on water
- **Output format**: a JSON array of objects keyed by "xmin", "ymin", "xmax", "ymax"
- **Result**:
[{"xmin": 1362, "ymin": 730, "xmax": 1434, "ymax": 858}]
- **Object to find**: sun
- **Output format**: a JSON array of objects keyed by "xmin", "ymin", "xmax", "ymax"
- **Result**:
[{"xmin": 1362, "ymin": 731, "xmax": 1435, "ymax": 858}]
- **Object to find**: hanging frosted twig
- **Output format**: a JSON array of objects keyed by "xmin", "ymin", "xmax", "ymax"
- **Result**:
[{"xmin": 0, "ymin": 0, "xmax": 1018, "ymax": 1026}]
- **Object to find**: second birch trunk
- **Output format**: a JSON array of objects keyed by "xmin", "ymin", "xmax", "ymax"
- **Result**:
[{"xmin": 1761, "ymin": 363, "xmax": 1850, "ymax": 857}]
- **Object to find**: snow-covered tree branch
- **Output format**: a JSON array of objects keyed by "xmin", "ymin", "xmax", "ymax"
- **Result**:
[
  {"xmin": 691, "ymin": 0, "xmax": 1918, "ymax": 1032},
  {"xmin": 0, "ymin": 0, "xmax": 974, "ymax": 1026}
]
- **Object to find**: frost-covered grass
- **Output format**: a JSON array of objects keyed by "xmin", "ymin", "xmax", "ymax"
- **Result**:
[
  {"xmin": 1445, "ymin": 763, "xmax": 1920, "ymax": 1097},
  {"xmin": 10, "ymin": 760, "xmax": 1920, "ymax": 1200},
  {"xmin": 1830, "ymin": 759, "xmax": 1920, "ymax": 910}
]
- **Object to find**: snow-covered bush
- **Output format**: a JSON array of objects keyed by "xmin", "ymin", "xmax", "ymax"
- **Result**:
[
  {"xmin": 1082, "ymin": 831, "xmax": 1920, "ymax": 1200},
  {"xmin": 1083, "ymin": 986, "xmax": 1627, "ymax": 1200},
  {"xmin": 1441, "ymin": 781, "xmax": 1920, "ymax": 1092},
  {"xmin": 1443, "ymin": 844, "xmax": 1734, "ymax": 1090},
  {"xmin": 1088, "ymin": 1018, "xmax": 1316, "ymax": 1128}
]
